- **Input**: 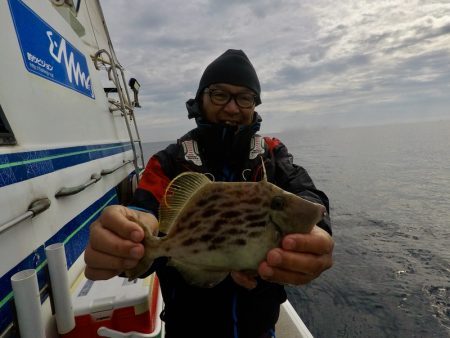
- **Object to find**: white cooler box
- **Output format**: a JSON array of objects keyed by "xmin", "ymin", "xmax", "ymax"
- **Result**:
[{"xmin": 62, "ymin": 274, "xmax": 161, "ymax": 338}]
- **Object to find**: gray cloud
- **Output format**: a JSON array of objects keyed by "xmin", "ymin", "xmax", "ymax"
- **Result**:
[
  {"xmin": 271, "ymin": 53, "xmax": 371, "ymax": 89},
  {"xmin": 102, "ymin": 0, "xmax": 450, "ymax": 141}
]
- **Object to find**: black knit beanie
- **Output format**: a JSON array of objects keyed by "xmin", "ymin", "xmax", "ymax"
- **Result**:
[{"xmin": 195, "ymin": 49, "xmax": 261, "ymax": 105}]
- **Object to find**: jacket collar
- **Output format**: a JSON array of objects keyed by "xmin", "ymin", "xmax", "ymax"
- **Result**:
[{"xmin": 185, "ymin": 98, "xmax": 262, "ymax": 179}]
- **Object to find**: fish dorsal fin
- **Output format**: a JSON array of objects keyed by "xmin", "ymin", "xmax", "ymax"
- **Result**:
[{"xmin": 159, "ymin": 172, "xmax": 211, "ymax": 232}]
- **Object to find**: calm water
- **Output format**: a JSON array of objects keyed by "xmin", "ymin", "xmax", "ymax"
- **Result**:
[{"xmin": 142, "ymin": 120, "xmax": 450, "ymax": 338}]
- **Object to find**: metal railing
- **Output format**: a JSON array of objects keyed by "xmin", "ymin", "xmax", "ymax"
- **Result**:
[
  {"xmin": 0, "ymin": 198, "xmax": 51, "ymax": 235},
  {"xmin": 93, "ymin": 49, "xmax": 145, "ymax": 180}
]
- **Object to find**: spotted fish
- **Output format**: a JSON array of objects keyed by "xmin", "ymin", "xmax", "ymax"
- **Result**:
[{"xmin": 125, "ymin": 168, "xmax": 326, "ymax": 287}]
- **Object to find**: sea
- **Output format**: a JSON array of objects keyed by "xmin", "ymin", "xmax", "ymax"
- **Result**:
[{"xmin": 141, "ymin": 120, "xmax": 450, "ymax": 338}]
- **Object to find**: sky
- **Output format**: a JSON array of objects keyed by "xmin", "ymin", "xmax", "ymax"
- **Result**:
[{"xmin": 101, "ymin": 0, "xmax": 450, "ymax": 142}]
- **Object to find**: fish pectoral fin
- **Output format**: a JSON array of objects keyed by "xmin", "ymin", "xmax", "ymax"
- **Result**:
[{"xmin": 171, "ymin": 261, "xmax": 228, "ymax": 288}]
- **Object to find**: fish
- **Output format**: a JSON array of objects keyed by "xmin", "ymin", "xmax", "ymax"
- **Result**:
[{"xmin": 125, "ymin": 166, "xmax": 326, "ymax": 287}]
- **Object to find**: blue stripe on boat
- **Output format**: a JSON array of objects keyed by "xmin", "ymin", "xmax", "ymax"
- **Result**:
[{"xmin": 0, "ymin": 142, "xmax": 132, "ymax": 188}]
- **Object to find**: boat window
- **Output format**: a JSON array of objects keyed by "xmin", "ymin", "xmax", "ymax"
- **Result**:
[{"xmin": 0, "ymin": 105, "xmax": 16, "ymax": 145}]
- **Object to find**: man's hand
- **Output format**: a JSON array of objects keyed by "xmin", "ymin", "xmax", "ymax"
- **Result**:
[
  {"xmin": 84, "ymin": 205, "xmax": 158, "ymax": 280},
  {"xmin": 258, "ymin": 226, "xmax": 334, "ymax": 285}
]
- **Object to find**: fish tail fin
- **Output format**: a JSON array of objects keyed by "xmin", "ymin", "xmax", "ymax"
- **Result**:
[{"xmin": 124, "ymin": 216, "xmax": 162, "ymax": 280}]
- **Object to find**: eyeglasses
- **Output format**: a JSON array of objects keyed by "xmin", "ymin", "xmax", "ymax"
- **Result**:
[{"xmin": 204, "ymin": 88, "xmax": 257, "ymax": 109}]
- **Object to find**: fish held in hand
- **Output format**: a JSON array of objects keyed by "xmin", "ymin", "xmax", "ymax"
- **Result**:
[{"xmin": 125, "ymin": 170, "xmax": 326, "ymax": 287}]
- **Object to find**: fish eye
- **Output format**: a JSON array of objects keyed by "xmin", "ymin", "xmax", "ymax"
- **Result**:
[{"xmin": 270, "ymin": 196, "xmax": 285, "ymax": 210}]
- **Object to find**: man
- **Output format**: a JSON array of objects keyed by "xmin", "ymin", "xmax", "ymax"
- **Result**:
[{"xmin": 85, "ymin": 49, "xmax": 334, "ymax": 338}]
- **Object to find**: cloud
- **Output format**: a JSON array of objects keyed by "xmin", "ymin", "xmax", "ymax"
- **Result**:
[{"xmin": 101, "ymin": 0, "xmax": 450, "ymax": 141}]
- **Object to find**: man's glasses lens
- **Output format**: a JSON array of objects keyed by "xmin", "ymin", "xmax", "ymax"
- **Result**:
[{"xmin": 207, "ymin": 89, "xmax": 256, "ymax": 108}]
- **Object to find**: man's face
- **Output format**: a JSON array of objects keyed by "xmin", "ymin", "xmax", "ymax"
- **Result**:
[{"xmin": 201, "ymin": 83, "xmax": 256, "ymax": 126}]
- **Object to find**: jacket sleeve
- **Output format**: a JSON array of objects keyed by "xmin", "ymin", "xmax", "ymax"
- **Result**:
[
  {"xmin": 269, "ymin": 138, "xmax": 332, "ymax": 235},
  {"xmin": 130, "ymin": 151, "xmax": 173, "ymax": 218}
]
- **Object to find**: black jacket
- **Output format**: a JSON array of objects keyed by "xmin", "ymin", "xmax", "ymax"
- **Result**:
[{"xmin": 131, "ymin": 107, "xmax": 331, "ymax": 338}]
